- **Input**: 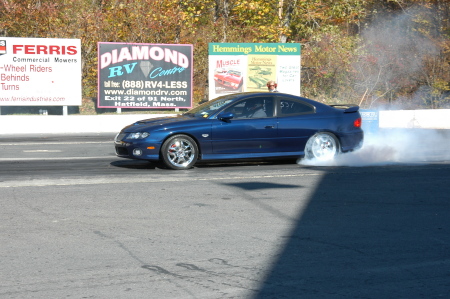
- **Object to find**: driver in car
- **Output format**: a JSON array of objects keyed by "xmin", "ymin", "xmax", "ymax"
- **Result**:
[{"xmin": 244, "ymin": 99, "xmax": 266, "ymax": 118}]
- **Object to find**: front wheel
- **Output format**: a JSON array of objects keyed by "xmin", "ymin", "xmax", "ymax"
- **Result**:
[
  {"xmin": 161, "ymin": 134, "xmax": 198, "ymax": 170},
  {"xmin": 305, "ymin": 132, "xmax": 340, "ymax": 161}
]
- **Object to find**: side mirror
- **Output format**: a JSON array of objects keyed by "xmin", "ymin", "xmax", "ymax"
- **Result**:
[{"xmin": 218, "ymin": 112, "xmax": 234, "ymax": 122}]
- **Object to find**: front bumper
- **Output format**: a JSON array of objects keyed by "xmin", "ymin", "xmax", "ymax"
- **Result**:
[{"xmin": 114, "ymin": 135, "xmax": 161, "ymax": 161}]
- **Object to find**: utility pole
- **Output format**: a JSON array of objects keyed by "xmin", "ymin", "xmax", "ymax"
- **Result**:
[
  {"xmin": 279, "ymin": 0, "xmax": 283, "ymax": 19},
  {"xmin": 279, "ymin": 0, "xmax": 285, "ymax": 43}
]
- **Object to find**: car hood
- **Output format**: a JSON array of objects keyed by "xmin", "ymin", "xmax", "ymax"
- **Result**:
[
  {"xmin": 121, "ymin": 115, "xmax": 201, "ymax": 132},
  {"xmin": 221, "ymin": 75, "xmax": 241, "ymax": 82}
]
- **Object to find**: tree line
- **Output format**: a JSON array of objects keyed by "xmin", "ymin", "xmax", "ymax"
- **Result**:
[{"xmin": 1, "ymin": 0, "xmax": 449, "ymax": 110}]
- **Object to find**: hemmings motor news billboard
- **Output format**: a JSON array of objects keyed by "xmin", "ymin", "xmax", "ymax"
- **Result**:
[
  {"xmin": 0, "ymin": 37, "xmax": 82, "ymax": 106},
  {"xmin": 209, "ymin": 43, "xmax": 301, "ymax": 99},
  {"xmin": 98, "ymin": 43, "xmax": 193, "ymax": 109}
]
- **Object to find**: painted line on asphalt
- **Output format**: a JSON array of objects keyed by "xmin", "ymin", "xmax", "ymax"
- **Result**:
[
  {"xmin": 0, "ymin": 156, "xmax": 115, "ymax": 161},
  {"xmin": 0, "ymin": 172, "xmax": 322, "ymax": 188},
  {"xmin": 0, "ymin": 141, "xmax": 112, "ymax": 146},
  {"xmin": 23, "ymin": 150, "xmax": 63, "ymax": 153}
]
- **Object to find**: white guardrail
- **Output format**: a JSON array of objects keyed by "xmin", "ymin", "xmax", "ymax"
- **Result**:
[
  {"xmin": 0, "ymin": 114, "xmax": 176, "ymax": 135},
  {"xmin": 378, "ymin": 109, "xmax": 450, "ymax": 129},
  {"xmin": 0, "ymin": 109, "xmax": 449, "ymax": 135}
]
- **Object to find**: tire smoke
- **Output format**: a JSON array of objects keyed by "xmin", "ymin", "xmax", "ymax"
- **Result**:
[{"xmin": 299, "ymin": 129, "xmax": 450, "ymax": 167}]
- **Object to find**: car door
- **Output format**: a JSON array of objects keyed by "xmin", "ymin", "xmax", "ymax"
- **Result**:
[
  {"xmin": 211, "ymin": 96, "xmax": 277, "ymax": 154},
  {"xmin": 276, "ymin": 95, "xmax": 317, "ymax": 152}
]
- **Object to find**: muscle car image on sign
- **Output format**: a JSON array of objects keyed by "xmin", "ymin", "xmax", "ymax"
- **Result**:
[
  {"xmin": 115, "ymin": 92, "xmax": 364, "ymax": 170},
  {"xmin": 213, "ymin": 69, "xmax": 243, "ymax": 90}
]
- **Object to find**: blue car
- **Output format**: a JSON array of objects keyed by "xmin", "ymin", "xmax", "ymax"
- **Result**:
[{"xmin": 114, "ymin": 92, "xmax": 363, "ymax": 170}]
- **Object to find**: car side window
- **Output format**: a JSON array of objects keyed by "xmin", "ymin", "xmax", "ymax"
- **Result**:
[
  {"xmin": 223, "ymin": 101, "xmax": 246, "ymax": 118},
  {"xmin": 278, "ymin": 97, "xmax": 315, "ymax": 116},
  {"xmin": 223, "ymin": 97, "xmax": 274, "ymax": 119}
]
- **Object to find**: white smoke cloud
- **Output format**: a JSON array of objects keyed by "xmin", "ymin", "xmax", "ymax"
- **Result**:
[
  {"xmin": 354, "ymin": 5, "xmax": 444, "ymax": 110},
  {"xmin": 299, "ymin": 129, "xmax": 450, "ymax": 167}
]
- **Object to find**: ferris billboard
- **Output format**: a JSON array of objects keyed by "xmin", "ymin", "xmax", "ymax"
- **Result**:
[{"xmin": 0, "ymin": 37, "xmax": 82, "ymax": 106}]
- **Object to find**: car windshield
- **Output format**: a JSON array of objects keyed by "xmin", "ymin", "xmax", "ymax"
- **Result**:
[{"xmin": 183, "ymin": 94, "xmax": 236, "ymax": 118}]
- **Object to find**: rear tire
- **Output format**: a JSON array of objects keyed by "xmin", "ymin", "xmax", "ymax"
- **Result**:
[
  {"xmin": 161, "ymin": 135, "xmax": 198, "ymax": 170},
  {"xmin": 305, "ymin": 132, "xmax": 339, "ymax": 161}
]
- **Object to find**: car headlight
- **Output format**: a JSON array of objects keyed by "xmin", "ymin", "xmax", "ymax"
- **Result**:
[{"xmin": 127, "ymin": 132, "xmax": 150, "ymax": 139}]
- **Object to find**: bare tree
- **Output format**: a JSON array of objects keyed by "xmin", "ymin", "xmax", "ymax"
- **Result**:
[{"xmin": 279, "ymin": 0, "xmax": 298, "ymax": 43}]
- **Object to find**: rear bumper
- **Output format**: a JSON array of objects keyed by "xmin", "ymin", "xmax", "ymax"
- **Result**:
[{"xmin": 339, "ymin": 131, "xmax": 364, "ymax": 152}]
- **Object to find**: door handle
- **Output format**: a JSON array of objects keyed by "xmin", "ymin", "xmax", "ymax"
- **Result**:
[{"xmin": 265, "ymin": 125, "xmax": 275, "ymax": 129}]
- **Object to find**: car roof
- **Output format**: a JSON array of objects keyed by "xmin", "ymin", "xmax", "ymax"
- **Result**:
[
  {"xmin": 228, "ymin": 92, "xmax": 323, "ymax": 105},
  {"xmin": 221, "ymin": 92, "xmax": 337, "ymax": 114}
]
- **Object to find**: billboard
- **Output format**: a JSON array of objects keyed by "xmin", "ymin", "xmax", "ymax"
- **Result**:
[
  {"xmin": 98, "ymin": 43, "xmax": 193, "ymax": 109},
  {"xmin": 0, "ymin": 37, "xmax": 82, "ymax": 106},
  {"xmin": 208, "ymin": 43, "xmax": 301, "ymax": 100}
]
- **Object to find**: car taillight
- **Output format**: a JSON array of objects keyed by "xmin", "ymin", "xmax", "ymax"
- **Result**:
[{"xmin": 353, "ymin": 117, "xmax": 362, "ymax": 128}]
